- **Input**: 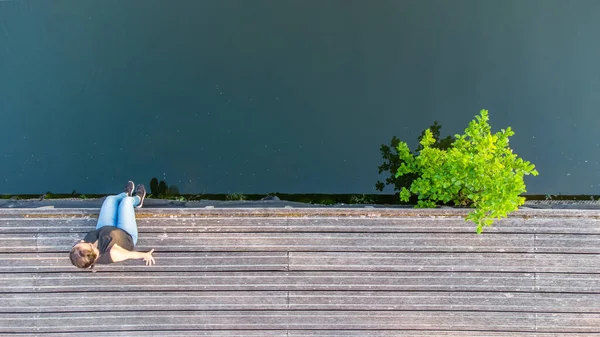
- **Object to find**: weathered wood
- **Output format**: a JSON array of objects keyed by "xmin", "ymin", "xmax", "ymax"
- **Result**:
[
  {"xmin": 0, "ymin": 310, "xmax": 535, "ymax": 332},
  {"xmin": 2, "ymin": 216, "xmax": 599, "ymax": 234},
  {"xmin": 6, "ymin": 232, "xmax": 599, "ymax": 254},
  {"xmin": 0, "ymin": 218, "xmax": 97, "ymax": 234},
  {"xmin": 0, "ymin": 272, "xmax": 536, "ymax": 293},
  {"xmin": 0, "ymin": 217, "xmax": 292, "ymax": 234},
  {"xmin": 1, "ymin": 207, "xmax": 598, "ymax": 335},
  {"xmin": 0, "ymin": 232, "xmax": 536, "ymax": 253},
  {"xmin": 536, "ymin": 312, "xmax": 600, "ymax": 332},
  {"xmin": 283, "ymin": 217, "xmax": 600, "ymax": 234},
  {"xmin": 287, "ymin": 291, "xmax": 600, "ymax": 312},
  {"xmin": 535, "ymin": 234, "xmax": 600, "ymax": 253},
  {"xmin": 8, "ymin": 332, "xmax": 287, "ymax": 337},
  {"xmin": 8, "ymin": 332, "xmax": 600, "ymax": 337},
  {"xmin": 1, "ymin": 206, "xmax": 599, "ymax": 220},
  {"xmin": 288, "ymin": 332, "xmax": 600, "ymax": 337},
  {"xmin": 3, "ymin": 290, "xmax": 596, "ymax": 313},
  {"xmin": 289, "ymin": 252, "xmax": 600, "ymax": 273},
  {"xmin": 13, "ymin": 251, "xmax": 600, "ymax": 274},
  {"xmin": 0, "ymin": 291, "xmax": 288, "ymax": 312},
  {"xmin": 536, "ymin": 273, "xmax": 600, "ymax": 293},
  {"xmin": 0, "ymin": 252, "xmax": 288, "ymax": 272},
  {"xmin": 2, "ymin": 310, "xmax": 598, "ymax": 333}
]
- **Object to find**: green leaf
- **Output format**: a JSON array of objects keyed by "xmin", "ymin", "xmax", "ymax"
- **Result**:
[{"xmin": 399, "ymin": 187, "xmax": 411, "ymax": 202}]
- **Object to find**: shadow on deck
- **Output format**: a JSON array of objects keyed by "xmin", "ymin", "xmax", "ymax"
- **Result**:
[{"xmin": 1, "ymin": 207, "xmax": 599, "ymax": 336}]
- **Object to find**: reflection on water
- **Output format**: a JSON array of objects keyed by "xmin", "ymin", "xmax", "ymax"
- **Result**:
[{"xmin": 376, "ymin": 121, "xmax": 454, "ymax": 194}]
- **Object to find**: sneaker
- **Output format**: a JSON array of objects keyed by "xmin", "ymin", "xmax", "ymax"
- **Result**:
[
  {"xmin": 124, "ymin": 181, "xmax": 135, "ymax": 197},
  {"xmin": 134, "ymin": 184, "xmax": 146, "ymax": 208}
]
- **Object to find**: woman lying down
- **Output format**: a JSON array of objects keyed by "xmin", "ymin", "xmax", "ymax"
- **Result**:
[{"xmin": 69, "ymin": 181, "xmax": 155, "ymax": 269}]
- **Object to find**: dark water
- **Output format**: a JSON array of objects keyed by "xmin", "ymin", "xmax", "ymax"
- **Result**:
[{"xmin": 1, "ymin": 0, "xmax": 599, "ymax": 195}]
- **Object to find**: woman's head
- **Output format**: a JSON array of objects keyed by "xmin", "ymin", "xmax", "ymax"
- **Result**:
[{"xmin": 69, "ymin": 242, "xmax": 98, "ymax": 269}]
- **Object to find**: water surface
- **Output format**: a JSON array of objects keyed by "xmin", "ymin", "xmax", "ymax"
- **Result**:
[{"xmin": 1, "ymin": 0, "xmax": 599, "ymax": 195}]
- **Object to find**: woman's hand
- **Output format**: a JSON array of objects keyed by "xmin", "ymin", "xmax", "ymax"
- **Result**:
[
  {"xmin": 109, "ymin": 245, "xmax": 157, "ymax": 265},
  {"xmin": 143, "ymin": 249, "xmax": 155, "ymax": 266}
]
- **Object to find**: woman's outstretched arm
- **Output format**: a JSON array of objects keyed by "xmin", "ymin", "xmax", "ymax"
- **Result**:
[{"xmin": 109, "ymin": 244, "xmax": 155, "ymax": 265}]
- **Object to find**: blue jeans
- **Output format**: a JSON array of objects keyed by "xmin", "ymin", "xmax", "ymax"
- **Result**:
[{"xmin": 96, "ymin": 192, "xmax": 140, "ymax": 245}]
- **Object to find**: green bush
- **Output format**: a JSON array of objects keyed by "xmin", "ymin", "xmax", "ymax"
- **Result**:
[
  {"xmin": 376, "ymin": 121, "xmax": 454, "ymax": 193},
  {"xmin": 396, "ymin": 109, "xmax": 539, "ymax": 233}
]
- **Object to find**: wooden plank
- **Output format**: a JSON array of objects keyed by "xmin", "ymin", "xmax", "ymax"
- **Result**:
[
  {"xmin": 3, "ymin": 250, "xmax": 596, "ymax": 275},
  {"xmin": 0, "ymin": 252, "xmax": 288, "ymax": 272},
  {"xmin": 8, "ymin": 332, "xmax": 600, "ymax": 337},
  {"xmin": 0, "ymin": 310, "xmax": 542, "ymax": 333},
  {"xmin": 0, "ymin": 218, "xmax": 290, "ymax": 234},
  {"xmin": 3, "ymin": 232, "xmax": 594, "ymax": 254},
  {"xmin": 0, "ymin": 209, "xmax": 98, "ymax": 217},
  {"xmin": 288, "ymin": 332, "xmax": 600, "ymax": 337},
  {"xmin": 282, "ymin": 217, "xmax": 600, "ymax": 234},
  {"xmin": 535, "ymin": 234, "xmax": 600, "ymax": 253},
  {"xmin": 0, "ymin": 218, "xmax": 97, "ymax": 234},
  {"xmin": 536, "ymin": 312, "xmax": 600, "ymax": 332},
  {"xmin": 0, "ymin": 291, "xmax": 288, "ymax": 312},
  {"xmin": 288, "ymin": 291, "xmax": 600, "ymax": 312},
  {"xmin": 0, "ymin": 272, "xmax": 535, "ymax": 293},
  {"xmin": 4, "ymin": 291, "xmax": 596, "ymax": 314},
  {"xmin": 536, "ymin": 273, "xmax": 600, "ymax": 293},
  {"xmin": 1, "ymin": 207, "xmax": 598, "ymax": 220},
  {"xmin": 289, "ymin": 252, "xmax": 600, "ymax": 273},
  {"xmin": 4, "ymin": 311, "xmax": 597, "ymax": 333},
  {"xmin": 0, "ymin": 332, "xmax": 287, "ymax": 337},
  {"xmin": 0, "ymin": 233, "xmax": 535, "ymax": 253},
  {"xmin": 2, "ymin": 216, "xmax": 599, "ymax": 234}
]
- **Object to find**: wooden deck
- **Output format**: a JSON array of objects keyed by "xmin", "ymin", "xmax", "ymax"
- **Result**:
[{"xmin": 0, "ymin": 207, "xmax": 599, "ymax": 336}]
